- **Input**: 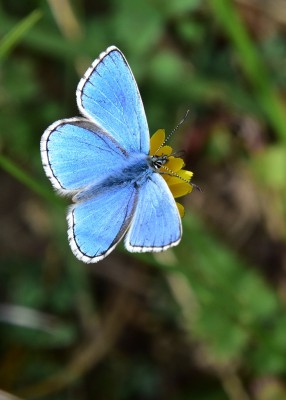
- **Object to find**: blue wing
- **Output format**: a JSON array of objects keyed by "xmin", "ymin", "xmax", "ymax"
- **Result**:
[
  {"xmin": 68, "ymin": 183, "xmax": 138, "ymax": 263},
  {"xmin": 40, "ymin": 117, "xmax": 128, "ymax": 194},
  {"xmin": 76, "ymin": 46, "xmax": 150, "ymax": 154},
  {"xmin": 125, "ymin": 174, "xmax": 182, "ymax": 252}
]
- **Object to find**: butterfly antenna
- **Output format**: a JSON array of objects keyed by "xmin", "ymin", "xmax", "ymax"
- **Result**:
[
  {"xmin": 159, "ymin": 165, "xmax": 202, "ymax": 192},
  {"xmin": 192, "ymin": 183, "xmax": 203, "ymax": 192},
  {"xmin": 159, "ymin": 166, "xmax": 189, "ymax": 183},
  {"xmin": 155, "ymin": 110, "xmax": 190, "ymax": 155}
]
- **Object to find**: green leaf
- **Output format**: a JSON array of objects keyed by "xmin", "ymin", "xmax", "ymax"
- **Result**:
[
  {"xmin": 0, "ymin": 9, "xmax": 42, "ymax": 61},
  {"xmin": 250, "ymin": 146, "xmax": 286, "ymax": 189}
]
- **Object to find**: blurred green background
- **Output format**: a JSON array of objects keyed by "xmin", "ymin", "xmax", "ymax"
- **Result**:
[{"xmin": 1, "ymin": 0, "xmax": 286, "ymax": 399}]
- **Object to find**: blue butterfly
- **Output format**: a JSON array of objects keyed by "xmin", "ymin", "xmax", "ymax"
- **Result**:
[{"xmin": 41, "ymin": 46, "xmax": 190, "ymax": 263}]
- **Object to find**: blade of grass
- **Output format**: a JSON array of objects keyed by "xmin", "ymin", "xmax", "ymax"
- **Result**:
[
  {"xmin": 0, "ymin": 9, "xmax": 42, "ymax": 61},
  {"xmin": 210, "ymin": 0, "xmax": 286, "ymax": 144},
  {"xmin": 0, "ymin": 154, "xmax": 55, "ymax": 202}
]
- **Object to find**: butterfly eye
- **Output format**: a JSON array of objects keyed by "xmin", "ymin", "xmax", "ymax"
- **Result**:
[{"xmin": 150, "ymin": 155, "xmax": 168, "ymax": 170}]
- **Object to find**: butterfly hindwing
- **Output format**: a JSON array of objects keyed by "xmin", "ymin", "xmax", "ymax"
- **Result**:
[
  {"xmin": 77, "ymin": 46, "xmax": 150, "ymax": 154},
  {"xmin": 41, "ymin": 117, "xmax": 128, "ymax": 194},
  {"xmin": 68, "ymin": 183, "xmax": 138, "ymax": 263},
  {"xmin": 125, "ymin": 173, "xmax": 182, "ymax": 252}
]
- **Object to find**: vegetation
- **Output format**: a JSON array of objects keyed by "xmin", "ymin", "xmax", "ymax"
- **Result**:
[{"xmin": 1, "ymin": 1, "xmax": 286, "ymax": 399}]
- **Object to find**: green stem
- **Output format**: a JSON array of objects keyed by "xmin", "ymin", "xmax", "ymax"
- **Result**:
[
  {"xmin": 0, "ymin": 9, "xmax": 42, "ymax": 61},
  {"xmin": 0, "ymin": 154, "xmax": 54, "ymax": 202},
  {"xmin": 210, "ymin": 0, "xmax": 286, "ymax": 144}
]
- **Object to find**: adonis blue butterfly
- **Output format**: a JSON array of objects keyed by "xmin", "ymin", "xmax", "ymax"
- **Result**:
[{"xmin": 41, "ymin": 46, "xmax": 194, "ymax": 263}]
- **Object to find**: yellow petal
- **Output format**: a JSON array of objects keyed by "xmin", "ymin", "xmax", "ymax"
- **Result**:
[
  {"xmin": 176, "ymin": 202, "xmax": 185, "ymax": 217},
  {"xmin": 170, "ymin": 182, "xmax": 193, "ymax": 198},
  {"xmin": 162, "ymin": 171, "xmax": 177, "ymax": 183},
  {"xmin": 156, "ymin": 145, "xmax": 172, "ymax": 156},
  {"xmin": 165, "ymin": 157, "xmax": 185, "ymax": 172},
  {"xmin": 174, "ymin": 169, "xmax": 193, "ymax": 182},
  {"xmin": 150, "ymin": 129, "xmax": 165, "ymax": 155},
  {"xmin": 167, "ymin": 170, "xmax": 193, "ymax": 185},
  {"xmin": 166, "ymin": 176, "xmax": 182, "ymax": 185}
]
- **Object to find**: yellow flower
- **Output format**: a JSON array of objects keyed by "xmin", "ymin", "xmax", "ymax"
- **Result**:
[{"xmin": 149, "ymin": 129, "xmax": 193, "ymax": 217}]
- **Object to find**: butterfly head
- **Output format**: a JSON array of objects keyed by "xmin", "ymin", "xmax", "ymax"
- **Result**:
[{"xmin": 149, "ymin": 154, "xmax": 169, "ymax": 171}]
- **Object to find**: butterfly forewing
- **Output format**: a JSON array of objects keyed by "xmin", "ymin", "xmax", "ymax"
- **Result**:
[
  {"xmin": 77, "ymin": 46, "xmax": 150, "ymax": 154},
  {"xmin": 41, "ymin": 118, "xmax": 128, "ymax": 195}
]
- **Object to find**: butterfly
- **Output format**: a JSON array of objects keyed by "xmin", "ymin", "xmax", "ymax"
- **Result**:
[{"xmin": 41, "ymin": 46, "xmax": 194, "ymax": 263}]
